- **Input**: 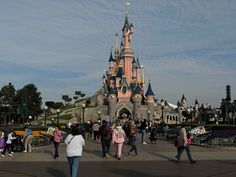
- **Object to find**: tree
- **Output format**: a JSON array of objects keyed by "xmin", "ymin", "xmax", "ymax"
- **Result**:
[
  {"xmin": 81, "ymin": 93, "xmax": 86, "ymax": 99},
  {"xmin": 62, "ymin": 95, "xmax": 69, "ymax": 106},
  {"xmin": 16, "ymin": 83, "xmax": 42, "ymax": 120},
  {"xmin": 73, "ymin": 96, "xmax": 79, "ymax": 103},
  {"xmin": 0, "ymin": 83, "xmax": 17, "ymax": 123}
]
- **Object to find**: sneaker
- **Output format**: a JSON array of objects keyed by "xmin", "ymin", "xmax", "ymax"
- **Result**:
[
  {"xmin": 29, "ymin": 150, "xmax": 32, "ymax": 153},
  {"xmin": 117, "ymin": 157, "xmax": 121, "ymax": 160},
  {"xmin": 190, "ymin": 160, "xmax": 197, "ymax": 164},
  {"xmin": 143, "ymin": 142, "xmax": 147, "ymax": 144},
  {"xmin": 23, "ymin": 150, "xmax": 27, "ymax": 152},
  {"xmin": 8, "ymin": 154, "xmax": 13, "ymax": 157},
  {"xmin": 134, "ymin": 154, "xmax": 139, "ymax": 157},
  {"xmin": 105, "ymin": 153, "xmax": 109, "ymax": 158},
  {"xmin": 11, "ymin": 152, "xmax": 14, "ymax": 154},
  {"xmin": 125, "ymin": 152, "xmax": 130, "ymax": 156},
  {"xmin": 1, "ymin": 154, "xmax": 5, "ymax": 157},
  {"xmin": 174, "ymin": 156, "xmax": 180, "ymax": 162}
]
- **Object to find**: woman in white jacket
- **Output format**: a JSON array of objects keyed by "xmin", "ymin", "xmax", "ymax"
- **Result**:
[{"xmin": 65, "ymin": 125, "xmax": 85, "ymax": 177}]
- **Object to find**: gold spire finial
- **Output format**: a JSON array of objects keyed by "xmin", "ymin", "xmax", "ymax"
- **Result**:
[
  {"xmin": 125, "ymin": 0, "xmax": 131, "ymax": 15},
  {"xmin": 115, "ymin": 33, "xmax": 119, "ymax": 52}
]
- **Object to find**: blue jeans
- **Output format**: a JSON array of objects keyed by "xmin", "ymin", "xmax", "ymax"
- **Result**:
[
  {"xmin": 67, "ymin": 156, "xmax": 81, "ymax": 177},
  {"xmin": 101, "ymin": 137, "xmax": 111, "ymax": 157},
  {"xmin": 53, "ymin": 141, "xmax": 60, "ymax": 158},
  {"xmin": 176, "ymin": 144, "xmax": 193, "ymax": 162}
]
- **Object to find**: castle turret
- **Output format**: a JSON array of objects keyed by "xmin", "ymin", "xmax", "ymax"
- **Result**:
[
  {"xmin": 107, "ymin": 87, "xmax": 117, "ymax": 121},
  {"xmin": 132, "ymin": 84, "xmax": 142, "ymax": 118},
  {"xmin": 145, "ymin": 82, "xmax": 155, "ymax": 121},
  {"xmin": 121, "ymin": 12, "xmax": 134, "ymax": 84}
]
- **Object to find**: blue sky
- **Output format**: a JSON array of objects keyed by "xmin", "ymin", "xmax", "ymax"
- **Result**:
[{"xmin": 0, "ymin": 0, "xmax": 236, "ymax": 107}]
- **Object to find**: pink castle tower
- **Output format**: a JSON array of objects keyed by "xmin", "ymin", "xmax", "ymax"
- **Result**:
[{"xmin": 102, "ymin": 3, "xmax": 156, "ymax": 121}]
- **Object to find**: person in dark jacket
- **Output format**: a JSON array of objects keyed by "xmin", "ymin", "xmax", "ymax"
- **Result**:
[{"xmin": 99, "ymin": 120, "xmax": 112, "ymax": 159}]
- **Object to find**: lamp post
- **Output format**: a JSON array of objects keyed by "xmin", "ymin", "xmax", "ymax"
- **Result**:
[
  {"xmin": 160, "ymin": 99, "xmax": 165, "ymax": 124},
  {"xmin": 190, "ymin": 107, "xmax": 194, "ymax": 123},
  {"xmin": 160, "ymin": 99, "xmax": 165, "ymax": 136},
  {"xmin": 82, "ymin": 103, "xmax": 86, "ymax": 124},
  {"xmin": 57, "ymin": 109, "xmax": 60, "ymax": 125},
  {"xmin": 44, "ymin": 105, "xmax": 48, "ymax": 127},
  {"xmin": 147, "ymin": 110, "xmax": 151, "ymax": 122},
  {"xmin": 98, "ymin": 110, "xmax": 101, "ymax": 122},
  {"xmin": 28, "ymin": 115, "xmax": 32, "ymax": 125},
  {"xmin": 204, "ymin": 104, "xmax": 207, "ymax": 124}
]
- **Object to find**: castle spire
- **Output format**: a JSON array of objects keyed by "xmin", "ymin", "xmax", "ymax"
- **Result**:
[
  {"xmin": 145, "ymin": 80, "xmax": 154, "ymax": 97},
  {"xmin": 125, "ymin": 0, "xmax": 130, "ymax": 15}
]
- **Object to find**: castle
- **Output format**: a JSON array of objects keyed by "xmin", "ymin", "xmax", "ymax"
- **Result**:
[{"xmin": 100, "ymin": 9, "xmax": 158, "ymax": 122}]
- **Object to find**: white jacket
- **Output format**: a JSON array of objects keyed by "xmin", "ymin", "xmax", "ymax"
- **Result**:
[
  {"xmin": 6, "ymin": 133, "xmax": 16, "ymax": 144},
  {"xmin": 65, "ymin": 134, "xmax": 85, "ymax": 157}
]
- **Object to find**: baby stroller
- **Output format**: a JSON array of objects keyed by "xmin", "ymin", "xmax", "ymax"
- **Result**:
[{"xmin": 12, "ymin": 135, "xmax": 24, "ymax": 152}]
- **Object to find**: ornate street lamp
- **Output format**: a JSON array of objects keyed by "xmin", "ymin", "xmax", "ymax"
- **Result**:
[
  {"xmin": 28, "ymin": 115, "xmax": 32, "ymax": 125},
  {"xmin": 160, "ymin": 99, "xmax": 165, "ymax": 124},
  {"xmin": 160, "ymin": 99, "xmax": 165, "ymax": 136},
  {"xmin": 82, "ymin": 103, "xmax": 86, "ymax": 124},
  {"xmin": 57, "ymin": 109, "xmax": 60, "ymax": 125},
  {"xmin": 98, "ymin": 110, "xmax": 101, "ymax": 122},
  {"xmin": 203, "ymin": 104, "xmax": 207, "ymax": 124},
  {"xmin": 44, "ymin": 105, "xmax": 48, "ymax": 127},
  {"xmin": 147, "ymin": 110, "xmax": 151, "ymax": 122}
]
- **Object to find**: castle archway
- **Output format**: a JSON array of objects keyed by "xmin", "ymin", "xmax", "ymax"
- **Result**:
[{"xmin": 116, "ymin": 107, "xmax": 132, "ymax": 120}]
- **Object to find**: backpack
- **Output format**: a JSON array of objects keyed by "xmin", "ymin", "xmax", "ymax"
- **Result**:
[{"xmin": 114, "ymin": 130, "xmax": 124, "ymax": 143}]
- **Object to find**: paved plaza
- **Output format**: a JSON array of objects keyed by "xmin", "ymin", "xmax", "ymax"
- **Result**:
[{"xmin": 0, "ymin": 140, "xmax": 235, "ymax": 177}]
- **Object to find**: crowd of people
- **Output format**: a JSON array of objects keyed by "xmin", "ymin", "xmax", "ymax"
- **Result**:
[{"xmin": 0, "ymin": 119, "xmax": 196, "ymax": 177}]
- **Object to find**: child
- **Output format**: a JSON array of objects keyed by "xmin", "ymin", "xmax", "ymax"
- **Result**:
[{"xmin": 1, "ymin": 131, "xmax": 16, "ymax": 157}]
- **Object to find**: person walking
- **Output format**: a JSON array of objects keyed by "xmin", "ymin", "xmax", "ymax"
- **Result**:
[
  {"xmin": 99, "ymin": 120, "xmax": 112, "ymax": 159},
  {"xmin": 140, "ymin": 119, "xmax": 147, "ymax": 144},
  {"xmin": 126, "ymin": 121, "xmax": 138, "ymax": 157},
  {"xmin": 52, "ymin": 126, "xmax": 63, "ymax": 159},
  {"xmin": 112, "ymin": 121, "xmax": 126, "ymax": 160},
  {"xmin": 84, "ymin": 121, "xmax": 92, "ymax": 142},
  {"xmin": 65, "ymin": 125, "xmax": 85, "ymax": 177},
  {"xmin": 3, "ymin": 122, "xmax": 13, "ymax": 144},
  {"xmin": 1, "ymin": 131, "xmax": 15, "ymax": 157},
  {"xmin": 175, "ymin": 124, "xmax": 196, "ymax": 164},
  {"xmin": 22, "ymin": 126, "xmax": 34, "ymax": 152},
  {"xmin": 92, "ymin": 122, "xmax": 100, "ymax": 141}
]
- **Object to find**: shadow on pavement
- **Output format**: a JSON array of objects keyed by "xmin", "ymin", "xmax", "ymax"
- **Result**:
[
  {"xmin": 111, "ymin": 169, "xmax": 183, "ymax": 177},
  {"xmin": 43, "ymin": 150, "xmax": 54, "ymax": 157},
  {"xmin": 83, "ymin": 149, "xmax": 102, "ymax": 158},
  {"xmin": 47, "ymin": 168, "xmax": 67, "ymax": 177}
]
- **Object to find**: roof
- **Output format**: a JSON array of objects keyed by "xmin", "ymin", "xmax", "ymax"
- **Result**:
[
  {"xmin": 122, "ymin": 14, "xmax": 129, "ymax": 31},
  {"xmin": 195, "ymin": 99, "xmax": 199, "ymax": 105},
  {"xmin": 133, "ymin": 84, "xmax": 142, "ymax": 95},
  {"xmin": 108, "ymin": 87, "xmax": 116, "ymax": 95},
  {"xmin": 181, "ymin": 94, "xmax": 186, "ymax": 101},
  {"xmin": 116, "ymin": 67, "xmax": 123, "ymax": 77},
  {"xmin": 145, "ymin": 82, "xmax": 154, "ymax": 96},
  {"xmin": 109, "ymin": 51, "xmax": 115, "ymax": 62}
]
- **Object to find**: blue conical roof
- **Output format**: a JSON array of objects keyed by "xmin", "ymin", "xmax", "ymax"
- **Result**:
[
  {"xmin": 122, "ymin": 14, "xmax": 129, "ymax": 31},
  {"xmin": 116, "ymin": 67, "xmax": 123, "ymax": 77},
  {"xmin": 109, "ymin": 51, "xmax": 115, "ymax": 62},
  {"xmin": 133, "ymin": 84, "xmax": 142, "ymax": 95},
  {"xmin": 145, "ymin": 82, "xmax": 154, "ymax": 96},
  {"xmin": 181, "ymin": 94, "xmax": 186, "ymax": 101},
  {"xmin": 108, "ymin": 87, "xmax": 116, "ymax": 95}
]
